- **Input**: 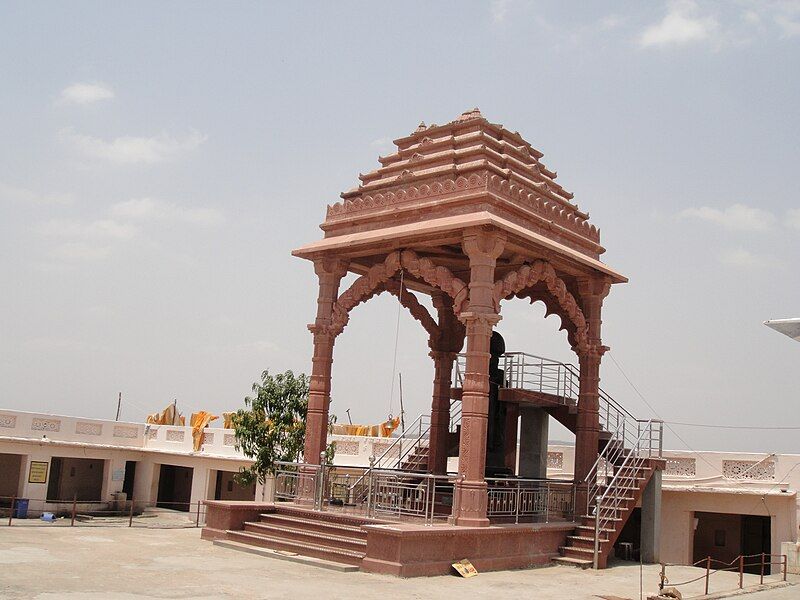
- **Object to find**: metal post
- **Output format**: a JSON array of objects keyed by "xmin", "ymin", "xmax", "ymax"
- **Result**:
[
  {"xmin": 195, "ymin": 501, "xmax": 201, "ymax": 527},
  {"xmin": 760, "ymin": 552, "xmax": 765, "ymax": 585},
  {"xmin": 545, "ymin": 482, "xmax": 551, "ymax": 524},
  {"xmin": 128, "ymin": 497, "xmax": 134, "ymax": 527},
  {"xmin": 658, "ymin": 563, "xmax": 666, "ymax": 592},
  {"xmin": 8, "ymin": 495, "xmax": 14, "ymax": 526},
  {"xmin": 783, "ymin": 555, "xmax": 787, "ymax": 581},
  {"xmin": 366, "ymin": 457, "xmax": 374, "ymax": 518},
  {"xmin": 739, "ymin": 554, "xmax": 744, "ymax": 588},
  {"xmin": 593, "ymin": 497, "xmax": 600, "ymax": 570},
  {"xmin": 71, "ymin": 493, "xmax": 77, "ymax": 527},
  {"xmin": 514, "ymin": 482, "xmax": 520, "ymax": 524},
  {"xmin": 705, "ymin": 556, "xmax": 711, "ymax": 595},
  {"xmin": 317, "ymin": 451, "xmax": 326, "ymax": 511}
]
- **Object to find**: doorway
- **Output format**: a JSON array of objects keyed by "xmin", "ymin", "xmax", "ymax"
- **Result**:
[{"xmin": 156, "ymin": 465, "xmax": 193, "ymax": 512}]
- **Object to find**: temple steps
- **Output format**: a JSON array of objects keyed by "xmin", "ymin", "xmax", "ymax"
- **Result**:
[
  {"xmin": 226, "ymin": 530, "xmax": 365, "ymax": 565},
  {"xmin": 551, "ymin": 555, "xmax": 593, "ymax": 569},
  {"xmin": 243, "ymin": 522, "xmax": 367, "ymax": 553},
  {"xmin": 220, "ymin": 505, "xmax": 384, "ymax": 567}
]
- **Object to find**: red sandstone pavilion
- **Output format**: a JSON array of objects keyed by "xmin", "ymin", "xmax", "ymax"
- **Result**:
[{"xmin": 203, "ymin": 109, "xmax": 665, "ymax": 575}]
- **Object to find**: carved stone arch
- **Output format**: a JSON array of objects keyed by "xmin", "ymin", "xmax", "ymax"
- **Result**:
[
  {"xmin": 492, "ymin": 259, "xmax": 590, "ymax": 354},
  {"xmin": 329, "ymin": 250, "xmax": 469, "ymax": 338}
]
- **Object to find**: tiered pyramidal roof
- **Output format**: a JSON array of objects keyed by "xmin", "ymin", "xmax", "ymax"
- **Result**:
[{"xmin": 323, "ymin": 109, "xmax": 604, "ymax": 259}]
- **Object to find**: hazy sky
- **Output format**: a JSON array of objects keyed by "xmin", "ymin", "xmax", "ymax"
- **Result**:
[{"xmin": 2, "ymin": 1, "xmax": 798, "ymax": 454}]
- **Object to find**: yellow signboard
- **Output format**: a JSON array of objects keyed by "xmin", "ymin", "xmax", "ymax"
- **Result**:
[
  {"xmin": 28, "ymin": 461, "xmax": 48, "ymax": 484},
  {"xmin": 452, "ymin": 559, "xmax": 478, "ymax": 578}
]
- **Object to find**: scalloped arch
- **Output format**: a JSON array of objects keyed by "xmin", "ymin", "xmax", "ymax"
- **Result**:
[
  {"xmin": 493, "ymin": 260, "xmax": 590, "ymax": 354},
  {"xmin": 328, "ymin": 250, "xmax": 466, "ymax": 339}
]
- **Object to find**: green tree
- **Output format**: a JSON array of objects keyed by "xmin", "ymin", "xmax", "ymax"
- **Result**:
[{"xmin": 232, "ymin": 370, "xmax": 335, "ymax": 487}]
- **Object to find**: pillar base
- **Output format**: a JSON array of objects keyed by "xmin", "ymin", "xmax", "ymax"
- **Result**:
[{"xmin": 452, "ymin": 480, "xmax": 490, "ymax": 527}]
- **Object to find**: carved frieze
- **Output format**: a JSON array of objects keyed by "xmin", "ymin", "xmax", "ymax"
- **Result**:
[
  {"xmin": 31, "ymin": 418, "xmax": 61, "ymax": 432},
  {"xmin": 0, "ymin": 414, "xmax": 17, "ymax": 428},
  {"xmin": 76, "ymin": 422, "xmax": 102, "ymax": 436},
  {"xmin": 113, "ymin": 425, "xmax": 138, "ymax": 439}
]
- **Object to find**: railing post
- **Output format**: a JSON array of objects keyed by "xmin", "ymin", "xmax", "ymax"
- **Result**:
[
  {"xmin": 593, "ymin": 501, "xmax": 600, "ymax": 570},
  {"xmin": 783, "ymin": 554, "xmax": 787, "ymax": 581},
  {"xmin": 128, "ymin": 496, "xmax": 135, "ymax": 527},
  {"xmin": 366, "ymin": 456, "xmax": 374, "ymax": 518},
  {"xmin": 8, "ymin": 495, "xmax": 15, "ymax": 527},
  {"xmin": 71, "ymin": 493, "xmax": 77, "ymax": 527},
  {"xmin": 705, "ymin": 556, "xmax": 711, "ymax": 595},
  {"xmin": 514, "ymin": 482, "xmax": 520, "ymax": 524},
  {"xmin": 739, "ymin": 554, "xmax": 744, "ymax": 588},
  {"xmin": 760, "ymin": 552, "xmax": 765, "ymax": 585},
  {"xmin": 545, "ymin": 482, "xmax": 550, "ymax": 524}
]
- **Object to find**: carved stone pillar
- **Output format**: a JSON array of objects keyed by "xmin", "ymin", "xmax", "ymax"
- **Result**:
[
  {"xmin": 452, "ymin": 228, "xmax": 505, "ymax": 527},
  {"xmin": 428, "ymin": 349, "xmax": 457, "ymax": 475},
  {"xmin": 303, "ymin": 258, "xmax": 348, "ymax": 465},
  {"xmin": 573, "ymin": 277, "xmax": 610, "ymax": 511},
  {"xmin": 427, "ymin": 293, "xmax": 464, "ymax": 476}
]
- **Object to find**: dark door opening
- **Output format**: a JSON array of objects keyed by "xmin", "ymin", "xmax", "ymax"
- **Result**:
[
  {"xmin": 156, "ymin": 465, "xmax": 193, "ymax": 512},
  {"xmin": 693, "ymin": 512, "xmax": 771, "ymax": 574},
  {"xmin": 122, "ymin": 461, "xmax": 137, "ymax": 497},
  {"xmin": 741, "ymin": 515, "xmax": 771, "ymax": 574}
]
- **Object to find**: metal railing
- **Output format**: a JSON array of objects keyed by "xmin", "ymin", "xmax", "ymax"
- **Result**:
[
  {"xmin": 585, "ymin": 417, "xmax": 663, "ymax": 568},
  {"xmin": 453, "ymin": 352, "xmax": 663, "ymax": 451},
  {"xmin": 274, "ymin": 461, "xmax": 456, "ymax": 525},
  {"xmin": 659, "ymin": 554, "xmax": 788, "ymax": 596},
  {"xmin": 0, "ymin": 494, "xmax": 207, "ymax": 528},
  {"xmin": 486, "ymin": 477, "xmax": 575, "ymax": 524}
]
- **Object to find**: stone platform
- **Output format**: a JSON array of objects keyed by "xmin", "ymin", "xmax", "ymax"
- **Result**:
[{"xmin": 202, "ymin": 500, "xmax": 574, "ymax": 577}]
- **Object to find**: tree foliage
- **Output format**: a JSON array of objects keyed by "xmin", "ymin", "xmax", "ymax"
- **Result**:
[
  {"xmin": 232, "ymin": 369, "xmax": 335, "ymax": 487},
  {"xmin": 232, "ymin": 370, "xmax": 309, "ymax": 486}
]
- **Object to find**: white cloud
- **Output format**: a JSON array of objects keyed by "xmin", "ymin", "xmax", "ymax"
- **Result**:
[
  {"xmin": 775, "ymin": 14, "xmax": 800, "ymax": 37},
  {"xmin": 51, "ymin": 242, "xmax": 112, "ymax": 261},
  {"xmin": 0, "ymin": 182, "xmax": 73, "ymax": 206},
  {"xmin": 491, "ymin": 0, "xmax": 511, "ymax": 24},
  {"xmin": 639, "ymin": 1, "xmax": 719, "ymax": 47},
  {"xmin": 678, "ymin": 203, "xmax": 775, "ymax": 232},
  {"xmin": 718, "ymin": 247, "xmax": 769, "ymax": 268},
  {"xmin": 61, "ymin": 128, "xmax": 207, "ymax": 165},
  {"xmin": 58, "ymin": 82, "xmax": 115, "ymax": 105},
  {"xmin": 110, "ymin": 197, "xmax": 223, "ymax": 226},
  {"xmin": 37, "ymin": 218, "xmax": 138, "ymax": 240},
  {"xmin": 786, "ymin": 208, "xmax": 800, "ymax": 230}
]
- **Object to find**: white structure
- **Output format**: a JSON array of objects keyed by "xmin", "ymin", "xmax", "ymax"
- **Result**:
[
  {"xmin": 0, "ymin": 409, "xmax": 263, "ymax": 517},
  {"xmin": 1, "ymin": 408, "xmax": 797, "ymax": 571},
  {"xmin": 764, "ymin": 317, "xmax": 800, "ymax": 342}
]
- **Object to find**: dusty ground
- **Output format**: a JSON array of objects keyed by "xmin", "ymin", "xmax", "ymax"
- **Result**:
[{"xmin": 0, "ymin": 526, "xmax": 795, "ymax": 599}]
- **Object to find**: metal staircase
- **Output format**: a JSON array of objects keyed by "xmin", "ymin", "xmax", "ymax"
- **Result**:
[{"xmin": 453, "ymin": 351, "xmax": 663, "ymax": 568}]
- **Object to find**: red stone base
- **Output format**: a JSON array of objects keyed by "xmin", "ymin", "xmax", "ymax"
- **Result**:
[
  {"xmin": 201, "ymin": 500, "xmax": 275, "ymax": 541},
  {"xmin": 361, "ymin": 521, "xmax": 573, "ymax": 577}
]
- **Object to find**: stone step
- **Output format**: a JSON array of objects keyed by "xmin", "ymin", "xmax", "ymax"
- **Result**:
[
  {"xmin": 244, "ymin": 521, "xmax": 367, "ymax": 552},
  {"xmin": 226, "ymin": 529, "xmax": 364, "ymax": 566},
  {"xmin": 566, "ymin": 535, "xmax": 610, "ymax": 549},
  {"xmin": 551, "ymin": 555, "xmax": 593, "ymax": 569},
  {"xmin": 560, "ymin": 545, "xmax": 603, "ymax": 559},
  {"xmin": 272, "ymin": 504, "xmax": 379, "ymax": 528},
  {"xmin": 575, "ymin": 524, "xmax": 616, "ymax": 535},
  {"xmin": 260, "ymin": 512, "xmax": 367, "ymax": 538},
  {"xmin": 213, "ymin": 539, "xmax": 360, "ymax": 573}
]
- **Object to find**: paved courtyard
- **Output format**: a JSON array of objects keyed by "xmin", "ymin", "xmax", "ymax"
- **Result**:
[{"xmin": 0, "ymin": 526, "xmax": 795, "ymax": 599}]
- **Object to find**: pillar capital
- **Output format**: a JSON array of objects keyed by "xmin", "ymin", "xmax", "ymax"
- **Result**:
[
  {"xmin": 576, "ymin": 274, "xmax": 611, "ymax": 300},
  {"xmin": 312, "ymin": 256, "xmax": 349, "ymax": 279},
  {"xmin": 462, "ymin": 227, "xmax": 506, "ymax": 261},
  {"xmin": 458, "ymin": 311, "xmax": 501, "ymax": 332}
]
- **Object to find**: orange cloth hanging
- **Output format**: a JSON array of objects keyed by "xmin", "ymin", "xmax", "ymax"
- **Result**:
[
  {"xmin": 146, "ymin": 403, "xmax": 185, "ymax": 426},
  {"xmin": 190, "ymin": 411, "xmax": 219, "ymax": 451}
]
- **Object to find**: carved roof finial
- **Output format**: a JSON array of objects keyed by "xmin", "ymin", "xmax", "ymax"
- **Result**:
[
  {"xmin": 415, "ymin": 121, "xmax": 427, "ymax": 133},
  {"xmin": 456, "ymin": 107, "xmax": 483, "ymax": 122}
]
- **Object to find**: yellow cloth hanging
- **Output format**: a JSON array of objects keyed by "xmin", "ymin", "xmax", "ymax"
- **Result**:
[
  {"xmin": 190, "ymin": 411, "xmax": 219, "ymax": 451},
  {"xmin": 146, "ymin": 403, "xmax": 185, "ymax": 426},
  {"xmin": 222, "ymin": 412, "xmax": 235, "ymax": 429},
  {"xmin": 329, "ymin": 416, "xmax": 401, "ymax": 437}
]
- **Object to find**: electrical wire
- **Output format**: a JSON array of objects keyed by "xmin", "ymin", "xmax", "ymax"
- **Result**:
[{"xmin": 387, "ymin": 268, "xmax": 405, "ymax": 418}]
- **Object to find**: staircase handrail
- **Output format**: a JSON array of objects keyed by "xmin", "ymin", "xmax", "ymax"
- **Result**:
[{"xmin": 586, "ymin": 419, "xmax": 657, "ymax": 568}]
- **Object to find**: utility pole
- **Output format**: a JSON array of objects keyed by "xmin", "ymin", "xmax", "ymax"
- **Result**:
[
  {"xmin": 345, "ymin": 408, "xmax": 352, "ymax": 425},
  {"xmin": 115, "ymin": 392, "xmax": 122, "ymax": 421}
]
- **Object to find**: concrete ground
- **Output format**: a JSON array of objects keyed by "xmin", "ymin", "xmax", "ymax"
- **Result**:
[{"xmin": 0, "ymin": 526, "xmax": 795, "ymax": 600}]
